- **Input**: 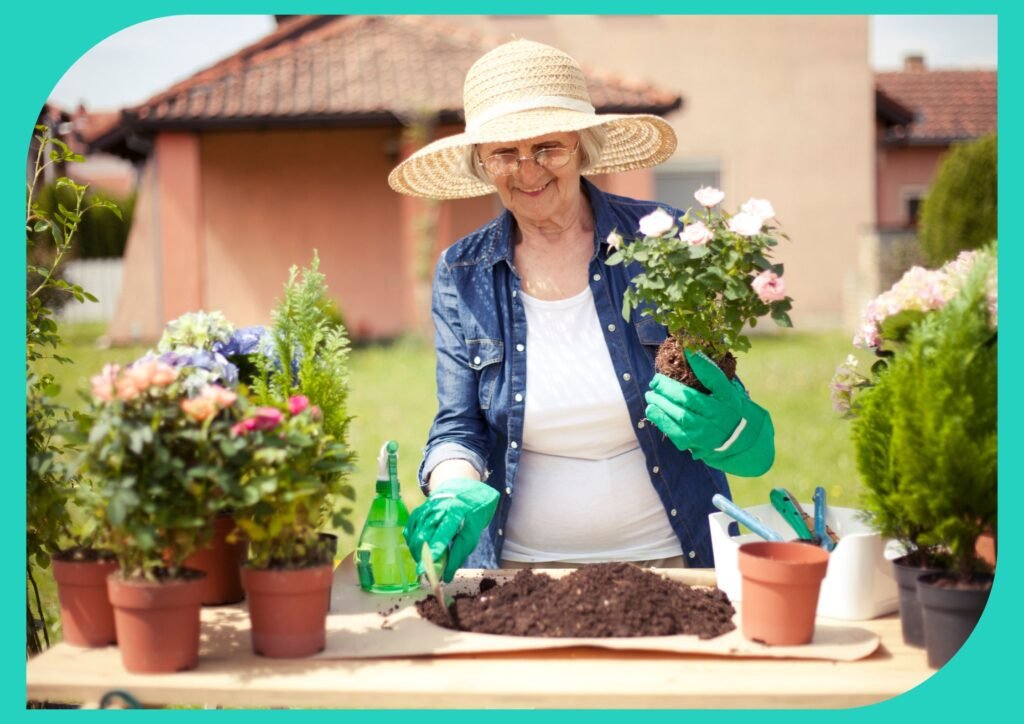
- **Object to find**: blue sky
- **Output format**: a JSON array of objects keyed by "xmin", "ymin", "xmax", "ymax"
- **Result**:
[{"xmin": 47, "ymin": 14, "xmax": 998, "ymax": 111}]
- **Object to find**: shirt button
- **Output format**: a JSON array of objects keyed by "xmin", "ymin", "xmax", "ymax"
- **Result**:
[
  {"xmin": 473, "ymin": 356, "xmax": 481, "ymax": 365},
  {"xmin": 516, "ymin": 344, "xmax": 525, "ymax": 352},
  {"xmin": 515, "ymin": 393, "xmax": 523, "ymax": 402},
  {"xmin": 607, "ymin": 323, "xmax": 616, "ymax": 332},
  {"xmin": 670, "ymin": 508, "xmax": 678, "ymax": 517},
  {"xmin": 637, "ymin": 420, "xmax": 645, "ymax": 429},
  {"xmin": 498, "ymin": 529, "xmax": 504, "ymax": 536},
  {"xmin": 688, "ymin": 550, "xmax": 697, "ymax": 559},
  {"xmin": 652, "ymin": 466, "xmax": 660, "ymax": 474},
  {"xmin": 505, "ymin": 487, "xmax": 512, "ymax": 495},
  {"xmin": 512, "ymin": 290, "xmax": 518, "ymax": 298},
  {"xmin": 511, "ymin": 441, "xmax": 518, "ymax": 449},
  {"xmin": 593, "ymin": 273, "xmax": 601, "ymax": 281},
  {"xmin": 622, "ymin": 373, "xmax": 632, "ymax": 382}
]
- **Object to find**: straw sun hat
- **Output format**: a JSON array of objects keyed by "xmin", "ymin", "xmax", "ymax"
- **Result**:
[{"xmin": 387, "ymin": 39, "xmax": 678, "ymax": 200}]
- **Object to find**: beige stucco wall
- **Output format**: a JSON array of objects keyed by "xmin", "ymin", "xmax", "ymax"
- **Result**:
[{"xmin": 443, "ymin": 15, "xmax": 875, "ymax": 329}]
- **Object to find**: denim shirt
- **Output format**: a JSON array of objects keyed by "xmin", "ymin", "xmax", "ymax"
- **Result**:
[{"xmin": 418, "ymin": 178, "xmax": 733, "ymax": 569}]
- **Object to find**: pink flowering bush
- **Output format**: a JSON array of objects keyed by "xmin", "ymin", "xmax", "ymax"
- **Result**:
[
  {"xmin": 607, "ymin": 186, "xmax": 793, "ymax": 360},
  {"xmin": 831, "ymin": 247, "xmax": 998, "ymax": 415},
  {"xmin": 229, "ymin": 395, "xmax": 354, "ymax": 569},
  {"xmin": 67, "ymin": 360, "xmax": 249, "ymax": 580}
]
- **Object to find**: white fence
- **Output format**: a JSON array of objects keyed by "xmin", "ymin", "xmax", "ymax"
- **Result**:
[{"xmin": 57, "ymin": 258, "xmax": 124, "ymax": 323}]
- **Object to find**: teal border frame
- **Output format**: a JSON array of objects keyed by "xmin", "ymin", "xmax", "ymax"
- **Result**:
[{"xmin": 6, "ymin": 2, "xmax": 1016, "ymax": 720}]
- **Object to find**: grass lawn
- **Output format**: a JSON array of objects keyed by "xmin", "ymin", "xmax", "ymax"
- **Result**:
[{"xmin": 31, "ymin": 323, "xmax": 863, "ymax": 641}]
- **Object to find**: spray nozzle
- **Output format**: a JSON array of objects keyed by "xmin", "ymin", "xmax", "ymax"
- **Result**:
[{"xmin": 376, "ymin": 440, "xmax": 399, "ymax": 480}]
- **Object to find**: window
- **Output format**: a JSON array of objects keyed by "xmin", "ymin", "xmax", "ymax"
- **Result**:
[{"xmin": 655, "ymin": 163, "xmax": 721, "ymax": 211}]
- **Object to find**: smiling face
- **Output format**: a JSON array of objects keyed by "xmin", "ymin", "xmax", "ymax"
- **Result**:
[{"xmin": 477, "ymin": 132, "xmax": 583, "ymax": 228}]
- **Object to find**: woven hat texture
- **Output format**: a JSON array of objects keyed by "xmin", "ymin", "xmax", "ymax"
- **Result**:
[{"xmin": 388, "ymin": 39, "xmax": 677, "ymax": 199}]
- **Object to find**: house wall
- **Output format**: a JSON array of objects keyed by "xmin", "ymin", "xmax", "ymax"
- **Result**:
[
  {"xmin": 444, "ymin": 15, "xmax": 875, "ymax": 329},
  {"xmin": 876, "ymin": 144, "xmax": 948, "ymax": 229}
]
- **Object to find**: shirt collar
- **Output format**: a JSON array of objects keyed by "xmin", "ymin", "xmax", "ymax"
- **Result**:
[{"xmin": 486, "ymin": 178, "xmax": 617, "ymax": 267}]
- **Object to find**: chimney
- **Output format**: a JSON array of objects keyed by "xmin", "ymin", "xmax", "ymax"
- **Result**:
[{"xmin": 904, "ymin": 54, "xmax": 926, "ymax": 72}]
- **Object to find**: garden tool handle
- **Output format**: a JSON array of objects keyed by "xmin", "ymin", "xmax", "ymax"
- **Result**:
[
  {"xmin": 712, "ymin": 494, "xmax": 784, "ymax": 542},
  {"xmin": 769, "ymin": 488, "xmax": 815, "ymax": 541},
  {"xmin": 813, "ymin": 487, "xmax": 839, "ymax": 550}
]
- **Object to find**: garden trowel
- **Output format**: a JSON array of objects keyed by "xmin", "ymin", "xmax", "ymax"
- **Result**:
[{"xmin": 420, "ymin": 542, "xmax": 457, "ymax": 628}]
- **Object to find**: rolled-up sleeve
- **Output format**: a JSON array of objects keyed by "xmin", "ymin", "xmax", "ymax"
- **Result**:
[{"xmin": 417, "ymin": 253, "xmax": 491, "ymax": 491}]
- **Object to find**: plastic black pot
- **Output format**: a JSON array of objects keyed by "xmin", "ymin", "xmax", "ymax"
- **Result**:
[
  {"xmin": 917, "ymin": 572, "xmax": 993, "ymax": 669},
  {"xmin": 892, "ymin": 554, "xmax": 947, "ymax": 647}
]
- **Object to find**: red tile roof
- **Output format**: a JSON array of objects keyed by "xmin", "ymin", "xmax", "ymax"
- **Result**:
[
  {"xmin": 89, "ymin": 15, "xmax": 681, "ymax": 153},
  {"xmin": 875, "ymin": 69, "xmax": 996, "ymax": 144}
]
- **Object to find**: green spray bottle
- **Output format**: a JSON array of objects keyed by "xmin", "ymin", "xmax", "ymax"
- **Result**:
[{"xmin": 355, "ymin": 440, "xmax": 419, "ymax": 594}]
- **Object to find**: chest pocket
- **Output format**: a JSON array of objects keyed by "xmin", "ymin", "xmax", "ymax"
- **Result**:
[
  {"xmin": 467, "ymin": 338, "xmax": 504, "ymax": 410},
  {"xmin": 635, "ymin": 317, "xmax": 669, "ymax": 362}
]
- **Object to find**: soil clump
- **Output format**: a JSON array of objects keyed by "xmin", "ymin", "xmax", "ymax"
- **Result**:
[{"xmin": 416, "ymin": 562, "xmax": 735, "ymax": 639}]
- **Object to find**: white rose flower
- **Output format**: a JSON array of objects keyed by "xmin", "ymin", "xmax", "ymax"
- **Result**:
[
  {"xmin": 679, "ymin": 221, "xmax": 714, "ymax": 246},
  {"xmin": 740, "ymin": 198, "xmax": 775, "ymax": 221},
  {"xmin": 727, "ymin": 211, "xmax": 764, "ymax": 237},
  {"xmin": 638, "ymin": 208, "xmax": 676, "ymax": 237},
  {"xmin": 694, "ymin": 186, "xmax": 725, "ymax": 208},
  {"xmin": 606, "ymin": 230, "xmax": 624, "ymax": 251}
]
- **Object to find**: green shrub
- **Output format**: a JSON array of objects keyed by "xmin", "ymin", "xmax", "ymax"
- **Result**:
[
  {"xmin": 918, "ymin": 134, "xmax": 997, "ymax": 266},
  {"xmin": 31, "ymin": 182, "xmax": 134, "ymax": 259},
  {"xmin": 851, "ymin": 245, "xmax": 996, "ymax": 579}
]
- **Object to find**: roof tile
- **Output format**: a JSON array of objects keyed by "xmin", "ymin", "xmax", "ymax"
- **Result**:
[{"xmin": 876, "ymin": 69, "xmax": 996, "ymax": 143}]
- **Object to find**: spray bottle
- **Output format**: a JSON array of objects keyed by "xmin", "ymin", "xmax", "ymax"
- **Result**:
[{"xmin": 355, "ymin": 440, "xmax": 419, "ymax": 593}]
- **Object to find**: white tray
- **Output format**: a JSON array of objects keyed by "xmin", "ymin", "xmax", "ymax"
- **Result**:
[{"xmin": 708, "ymin": 503, "xmax": 899, "ymax": 620}]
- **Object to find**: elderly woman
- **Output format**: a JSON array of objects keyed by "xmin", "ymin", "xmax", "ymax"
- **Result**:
[{"xmin": 389, "ymin": 40, "xmax": 774, "ymax": 582}]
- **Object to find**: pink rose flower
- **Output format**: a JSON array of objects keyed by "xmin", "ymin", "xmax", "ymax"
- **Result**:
[
  {"xmin": 181, "ymin": 396, "xmax": 217, "ymax": 422},
  {"xmin": 694, "ymin": 186, "xmax": 725, "ymax": 208},
  {"xmin": 638, "ymin": 208, "xmax": 675, "ymax": 237},
  {"xmin": 606, "ymin": 230, "xmax": 623, "ymax": 251},
  {"xmin": 740, "ymin": 198, "xmax": 776, "ymax": 222},
  {"xmin": 90, "ymin": 363, "xmax": 120, "ymax": 402},
  {"xmin": 288, "ymin": 395, "xmax": 310, "ymax": 416},
  {"xmin": 230, "ymin": 421, "xmax": 249, "ymax": 437},
  {"xmin": 150, "ymin": 362, "xmax": 178, "ymax": 387},
  {"xmin": 309, "ymin": 405, "xmax": 323, "ymax": 421},
  {"xmin": 115, "ymin": 376, "xmax": 142, "ymax": 401},
  {"xmin": 202, "ymin": 384, "xmax": 237, "ymax": 409},
  {"xmin": 249, "ymin": 407, "xmax": 285, "ymax": 431},
  {"xmin": 679, "ymin": 221, "xmax": 713, "ymax": 246},
  {"xmin": 124, "ymin": 360, "xmax": 158, "ymax": 390},
  {"xmin": 751, "ymin": 270, "xmax": 786, "ymax": 302},
  {"xmin": 727, "ymin": 212, "xmax": 763, "ymax": 237}
]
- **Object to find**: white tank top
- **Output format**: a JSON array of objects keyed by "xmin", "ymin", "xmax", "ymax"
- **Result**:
[{"xmin": 502, "ymin": 286, "xmax": 682, "ymax": 563}]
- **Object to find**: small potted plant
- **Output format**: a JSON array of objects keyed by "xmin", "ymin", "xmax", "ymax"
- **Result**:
[
  {"xmin": 832, "ymin": 244, "xmax": 997, "ymax": 660},
  {"xmin": 233, "ymin": 253, "xmax": 356, "ymax": 658},
  {"xmin": 68, "ymin": 359, "xmax": 247, "ymax": 673},
  {"xmin": 606, "ymin": 187, "xmax": 793, "ymax": 389},
  {"xmin": 154, "ymin": 310, "xmax": 269, "ymax": 605}
]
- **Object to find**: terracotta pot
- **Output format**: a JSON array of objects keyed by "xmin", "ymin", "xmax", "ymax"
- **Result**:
[
  {"xmin": 51, "ymin": 557, "xmax": 118, "ymax": 647},
  {"xmin": 917, "ymin": 572, "xmax": 993, "ymax": 669},
  {"xmin": 185, "ymin": 514, "xmax": 247, "ymax": 605},
  {"xmin": 892, "ymin": 554, "xmax": 947, "ymax": 647},
  {"xmin": 241, "ymin": 564, "xmax": 332, "ymax": 658},
  {"xmin": 738, "ymin": 541, "xmax": 830, "ymax": 646},
  {"xmin": 106, "ymin": 571, "xmax": 206, "ymax": 673}
]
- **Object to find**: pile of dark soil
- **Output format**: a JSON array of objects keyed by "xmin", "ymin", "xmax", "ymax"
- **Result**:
[
  {"xmin": 655, "ymin": 336, "xmax": 737, "ymax": 395},
  {"xmin": 416, "ymin": 562, "xmax": 735, "ymax": 639}
]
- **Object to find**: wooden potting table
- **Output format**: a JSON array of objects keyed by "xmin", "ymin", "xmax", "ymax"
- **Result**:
[{"xmin": 26, "ymin": 567, "xmax": 936, "ymax": 709}]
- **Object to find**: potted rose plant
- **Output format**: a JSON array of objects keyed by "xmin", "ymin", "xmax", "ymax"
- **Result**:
[
  {"xmin": 606, "ymin": 187, "xmax": 793, "ymax": 389},
  {"xmin": 66, "ymin": 359, "xmax": 248, "ymax": 673},
  {"xmin": 233, "ymin": 252, "xmax": 356, "ymax": 658},
  {"xmin": 153, "ymin": 310, "xmax": 270, "ymax": 605},
  {"xmin": 832, "ymin": 244, "xmax": 997, "ymax": 663}
]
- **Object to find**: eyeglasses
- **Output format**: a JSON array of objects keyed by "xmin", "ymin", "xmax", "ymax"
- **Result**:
[{"xmin": 477, "ymin": 142, "xmax": 580, "ymax": 177}]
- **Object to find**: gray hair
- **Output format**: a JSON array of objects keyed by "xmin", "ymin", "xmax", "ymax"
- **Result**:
[{"xmin": 461, "ymin": 126, "xmax": 608, "ymax": 184}]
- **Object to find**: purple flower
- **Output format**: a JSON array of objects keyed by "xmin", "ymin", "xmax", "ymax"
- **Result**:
[{"xmin": 214, "ymin": 326, "xmax": 268, "ymax": 358}]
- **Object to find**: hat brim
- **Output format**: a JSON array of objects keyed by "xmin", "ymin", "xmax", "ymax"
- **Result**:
[{"xmin": 388, "ymin": 110, "xmax": 678, "ymax": 200}]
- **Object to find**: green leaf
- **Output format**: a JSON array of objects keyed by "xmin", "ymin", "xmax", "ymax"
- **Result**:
[
  {"xmin": 91, "ymin": 198, "xmax": 123, "ymax": 220},
  {"xmin": 605, "ymin": 250, "xmax": 624, "ymax": 266}
]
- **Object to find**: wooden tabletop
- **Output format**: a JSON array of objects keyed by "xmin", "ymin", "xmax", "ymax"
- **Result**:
[{"xmin": 26, "ymin": 568, "xmax": 936, "ymax": 709}]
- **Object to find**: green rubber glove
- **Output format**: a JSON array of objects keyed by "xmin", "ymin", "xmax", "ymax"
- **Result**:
[
  {"xmin": 644, "ymin": 349, "xmax": 775, "ymax": 477},
  {"xmin": 404, "ymin": 477, "xmax": 500, "ymax": 582}
]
